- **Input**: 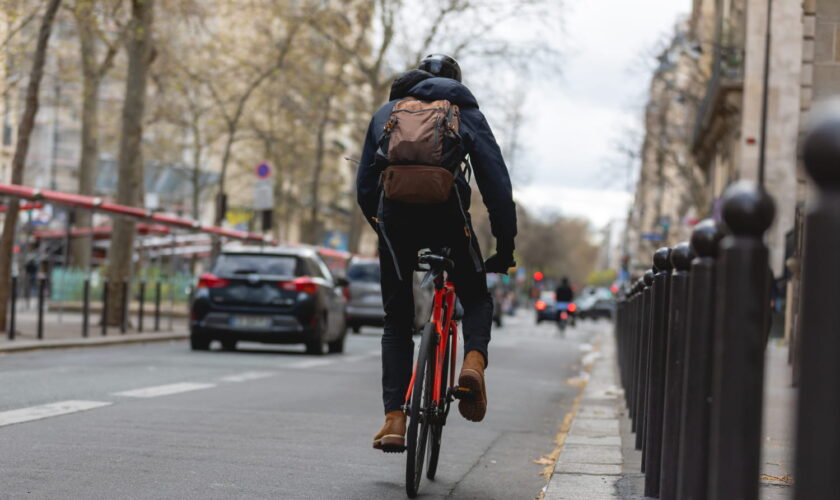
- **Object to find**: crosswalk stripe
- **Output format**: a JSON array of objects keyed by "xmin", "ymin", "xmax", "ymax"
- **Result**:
[
  {"xmin": 0, "ymin": 400, "xmax": 111, "ymax": 428},
  {"xmin": 112, "ymin": 382, "xmax": 215, "ymax": 398}
]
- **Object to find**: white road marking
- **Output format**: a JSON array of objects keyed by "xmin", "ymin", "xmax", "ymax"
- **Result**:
[
  {"xmin": 288, "ymin": 359, "xmax": 333, "ymax": 369},
  {"xmin": 219, "ymin": 371, "xmax": 276, "ymax": 383},
  {"xmin": 0, "ymin": 400, "xmax": 111, "ymax": 428},
  {"xmin": 113, "ymin": 382, "xmax": 215, "ymax": 398}
]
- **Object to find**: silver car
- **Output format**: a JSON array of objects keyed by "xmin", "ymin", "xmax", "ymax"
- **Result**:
[{"xmin": 345, "ymin": 257, "xmax": 433, "ymax": 334}]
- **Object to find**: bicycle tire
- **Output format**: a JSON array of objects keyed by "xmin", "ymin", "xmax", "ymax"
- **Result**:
[
  {"xmin": 406, "ymin": 323, "xmax": 435, "ymax": 498},
  {"xmin": 426, "ymin": 324, "xmax": 450, "ymax": 480}
]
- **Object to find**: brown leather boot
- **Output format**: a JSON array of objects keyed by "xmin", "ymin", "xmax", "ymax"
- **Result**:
[
  {"xmin": 372, "ymin": 410, "xmax": 406, "ymax": 453},
  {"xmin": 458, "ymin": 350, "xmax": 487, "ymax": 422}
]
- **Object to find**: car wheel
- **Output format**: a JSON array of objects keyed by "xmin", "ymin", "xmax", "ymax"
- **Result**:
[
  {"xmin": 221, "ymin": 339, "xmax": 237, "ymax": 351},
  {"xmin": 306, "ymin": 313, "xmax": 327, "ymax": 355},
  {"xmin": 352, "ymin": 325, "xmax": 361, "ymax": 334},
  {"xmin": 190, "ymin": 332, "xmax": 210, "ymax": 351},
  {"xmin": 328, "ymin": 330, "xmax": 346, "ymax": 354}
]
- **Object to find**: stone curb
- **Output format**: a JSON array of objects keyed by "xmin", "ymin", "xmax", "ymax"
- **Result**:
[
  {"xmin": 544, "ymin": 331, "xmax": 622, "ymax": 500},
  {"xmin": 0, "ymin": 331, "xmax": 188, "ymax": 354}
]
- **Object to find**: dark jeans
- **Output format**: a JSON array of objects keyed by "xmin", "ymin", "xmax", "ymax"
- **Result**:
[{"xmin": 378, "ymin": 200, "xmax": 493, "ymax": 413}]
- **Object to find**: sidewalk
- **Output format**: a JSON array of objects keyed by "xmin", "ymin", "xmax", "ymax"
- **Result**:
[
  {"xmin": 1, "ymin": 307, "xmax": 189, "ymax": 353},
  {"xmin": 542, "ymin": 331, "xmax": 795, "ymax": 499}
]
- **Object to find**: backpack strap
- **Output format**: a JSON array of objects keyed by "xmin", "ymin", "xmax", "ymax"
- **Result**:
[
  {"xmin": 375, "ymin": 190, "xmax": 404, "ymax": 281},
  {"xmin": 452, "ymin": 186, "xmax": 484, "ymax": 273}
]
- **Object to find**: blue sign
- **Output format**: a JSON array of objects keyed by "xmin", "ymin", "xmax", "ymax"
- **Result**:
[
  {"xmin": 255, "ymin": 163, "xmax": 271, "ymax": 179},
  {"xmin": 641, "ymin": 232, "xmax": 666, "ymax": 242},
  {"xmin": 322, "ymin": 231, "xmax": 348, "ymax": 251}
]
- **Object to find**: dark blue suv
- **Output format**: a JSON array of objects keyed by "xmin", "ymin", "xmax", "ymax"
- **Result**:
[{"xmin": 190, "ymin": 245, "xmax": 348, "ymax": 354}]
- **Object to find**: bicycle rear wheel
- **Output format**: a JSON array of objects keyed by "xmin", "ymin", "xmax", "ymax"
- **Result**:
[
  {"xmin": 426, "ymin": 325, "xmax": 450, "ymax": 480},
  {"xmin": 406, "ymin": 323, "xmax": 435, "ymax": 498}
]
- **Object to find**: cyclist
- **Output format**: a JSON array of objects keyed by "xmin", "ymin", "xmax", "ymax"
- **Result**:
[
  {"xmin": 357, "ymin": 54, "xmax": 517, "ymax": 452},
  {"xmin": 555, "ymin": 277, "xmax": 574, "ymax": 303}
]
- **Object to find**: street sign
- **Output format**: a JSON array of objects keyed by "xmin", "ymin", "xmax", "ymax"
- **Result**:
[
  {"xmin": 255, "ymin": 163, "xmax": 271, "ymax": 179},
  {"xmin": 322, "ymin": 231, "xmax": 348, "ymax": 251},
  {"xmin": 253, "ymin": 182, "xmax": 274, "ymax": 211},
  {"xmin": 641, "ymin": 232, "xmax": 666, "ymax": 242}
]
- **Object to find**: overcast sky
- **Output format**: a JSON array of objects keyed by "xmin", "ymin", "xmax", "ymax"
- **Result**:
[{"xmin": 511, "ymin": 0, "xmax": 692, "ymax": 229}]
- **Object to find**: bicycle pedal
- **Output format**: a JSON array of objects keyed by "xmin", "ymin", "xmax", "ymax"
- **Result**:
[{"xmin": 451, "ymin": 386, "xmax": 476, "ymax": 401}]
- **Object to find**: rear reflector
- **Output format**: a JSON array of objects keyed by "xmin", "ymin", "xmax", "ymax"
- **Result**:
[
  {"xmin": 560, "ymin": 311, "xmax": 569, "ymax": 320},
  {"xmin": 197, "ymin": 273, "xmax": 229, "ymax": 289},
  {"xmin": 568, "ymin": 302, "xmax": 577, "ymax": 313}
]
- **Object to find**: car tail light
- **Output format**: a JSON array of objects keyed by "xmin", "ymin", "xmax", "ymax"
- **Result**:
[
  {"xmin": 560, "ymin": 311, "xmax": 569, "ymax": 320},
  {"xmin": 279, "ymin": 277, "xmax": 318, "ymax": 295},
  {"xmin": 197, "ymin": 273, "xmax": 229, "ymax": 289},
  {"xmin": 568, "ymin": 302, "xmax": 577, "ymax": 313},
  {"xmin": 535, "ymin": 300, "xmax": 547, "ymax": 311}
]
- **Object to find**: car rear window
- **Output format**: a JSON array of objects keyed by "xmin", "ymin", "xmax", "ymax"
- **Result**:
[
  {"xmin": 347, "ymin": 262, "xmax": 380, "ymax": 283},
  {"xmin": 213, "ymin": 254, "xmax": 304, "ymax": 277}
]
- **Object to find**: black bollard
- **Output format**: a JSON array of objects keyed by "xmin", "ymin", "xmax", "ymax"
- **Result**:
[
  {"xmin": 707, "ymin": 181, "xmax": 774, "ymax": 500},
  {"xmin": 636, "ymin": 270, "xmax": 654, "ymax": 455},
  {"xmin": 120, "ymin": 280, "xmax": 128, "ymax": 334},
  {"xmin": 82, "ymin": 279, "xmax": 90, "ymax": 338},
  {"xmin": 644, "ymin": 247, "xmax": 672, "ymax": 498},
  {"xmin": 102, "ymin": 281, "xmax": 108, "ymax": 336},
  {"xmin": 628, "ymin": 281, "xmax": 640, "ymax": 430},
  {"xmin": 37, "ymin": 277, "xmax": 46, "ymax": 340},
  {"xmin": 8, "ymin": 275, "xmax": 17, "ymax": 340},
  {"xmin": 658, "ymin": 242, "xmax": 693, "ymax": 499},
  {"xmin": 677, "ymin": 219, "xmax": 723, "ymax": 500},
  {"xmin": 138, "ymin": 281, "xmax": 145, "ymax": 333},
  {"xmin": 793, "ymin": 107, "xmax": 840, "ymax": 500},
  {"xmin": 154, "ymin": 281, "xmax": 161, "ymax": 331}
]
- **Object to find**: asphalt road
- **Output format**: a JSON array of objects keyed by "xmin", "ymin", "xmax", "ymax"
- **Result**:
[{"xmin": 0, "ymin": 311, "xmax": 607, "ymax": 499}]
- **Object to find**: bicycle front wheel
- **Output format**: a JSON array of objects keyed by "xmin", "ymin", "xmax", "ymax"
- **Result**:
[{"xmin": 406, "ymin": 322, "xmax": 435, "ymax": 498}]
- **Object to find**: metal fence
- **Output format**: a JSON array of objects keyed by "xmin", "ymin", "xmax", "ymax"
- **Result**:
[{"xmin": 614, "ymin": 111, "xmax": 840, "ymax": 499}]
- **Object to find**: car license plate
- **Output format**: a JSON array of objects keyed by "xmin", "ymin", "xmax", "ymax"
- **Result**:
[
  {"xmin": 363, "ymin": 294, "xmax": 381, "ymax": 304},
  {"xmin": 231, "ymin": 315, "xmax": 272, "ymax": 329}
]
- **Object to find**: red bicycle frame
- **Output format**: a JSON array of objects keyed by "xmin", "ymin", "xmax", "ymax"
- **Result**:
[{"xmin": 404, "ymin": 280, "xmax": 458, "ymax": 407}]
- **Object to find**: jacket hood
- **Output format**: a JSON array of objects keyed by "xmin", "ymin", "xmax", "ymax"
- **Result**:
[
  {"xmin": 407, "ymin": 77, "xmax": 479, "ymax": 109},
  {"xmin": 389, "ymin": 69, "xmax": 435, "ymax": 101}
]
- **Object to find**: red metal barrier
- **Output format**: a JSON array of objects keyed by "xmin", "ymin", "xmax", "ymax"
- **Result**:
[{"xmin": 0, "ymin": 182, "xmax": 273, "ymax": 244}]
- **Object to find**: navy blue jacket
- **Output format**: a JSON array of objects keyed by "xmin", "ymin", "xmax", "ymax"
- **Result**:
[{"xmin": 356, "ymin": 77, "xmax": 517, "ymax": 244}]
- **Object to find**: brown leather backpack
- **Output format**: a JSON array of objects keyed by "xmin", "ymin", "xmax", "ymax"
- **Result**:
[{"xmin": 381, "ymin": 97, "xmax": 462, "ymax": 204}]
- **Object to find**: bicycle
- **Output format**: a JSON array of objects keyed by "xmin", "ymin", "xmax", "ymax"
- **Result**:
[{"xmin": 402, "ymin": 249, "xmax": 475, "ymax": 498}]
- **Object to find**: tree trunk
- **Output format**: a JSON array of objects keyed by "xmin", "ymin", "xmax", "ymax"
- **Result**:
[
  {"xmin": 105, "ymin": 0, "xmax": 153, "ymax": 327},
  {"xmin": 70, "ymin": 15, "xmax": 101, "ymax": 270},
  {"xmin": 0, "ymin": 0, "xmax": 62, "ymax": 332},
  {"xmin": 307, "ymin": 97, "xmax": 333, "ymax": 245}
]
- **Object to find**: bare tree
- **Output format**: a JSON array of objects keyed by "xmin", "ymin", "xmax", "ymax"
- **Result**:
[
  {"xmin": 0, "ymin": 0, "xmax": 63, "ymax": 332},
  {"xmin": 69, "ymin": 0, "xmax": 124, "ymax": 269},
  {"xmin": 104, "ymin": 0, "xmax": 154, "ymax": 326}
]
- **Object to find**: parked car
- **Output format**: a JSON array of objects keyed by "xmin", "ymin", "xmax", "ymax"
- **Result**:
[
  {"xmin": 345, "ymin": 257, "xmax": 433, "ymax": 333},
  {"xmin": 190, "ymin": 244, "xmax": 348, "ymax": 354},
  {"xmin": 576, "ymin": 287, "xmax": 616, "ymax": 321}
]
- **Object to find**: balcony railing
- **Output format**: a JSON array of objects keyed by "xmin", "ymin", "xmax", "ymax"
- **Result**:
[{"xmin": 691, "ymin": 45, "xmax": 745, "ymax": 154}]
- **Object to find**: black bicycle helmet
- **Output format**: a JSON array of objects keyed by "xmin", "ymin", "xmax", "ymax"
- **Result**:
[{"xmin": 418, "ymin": 54, "xmax": 462, "ymax": 82}]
